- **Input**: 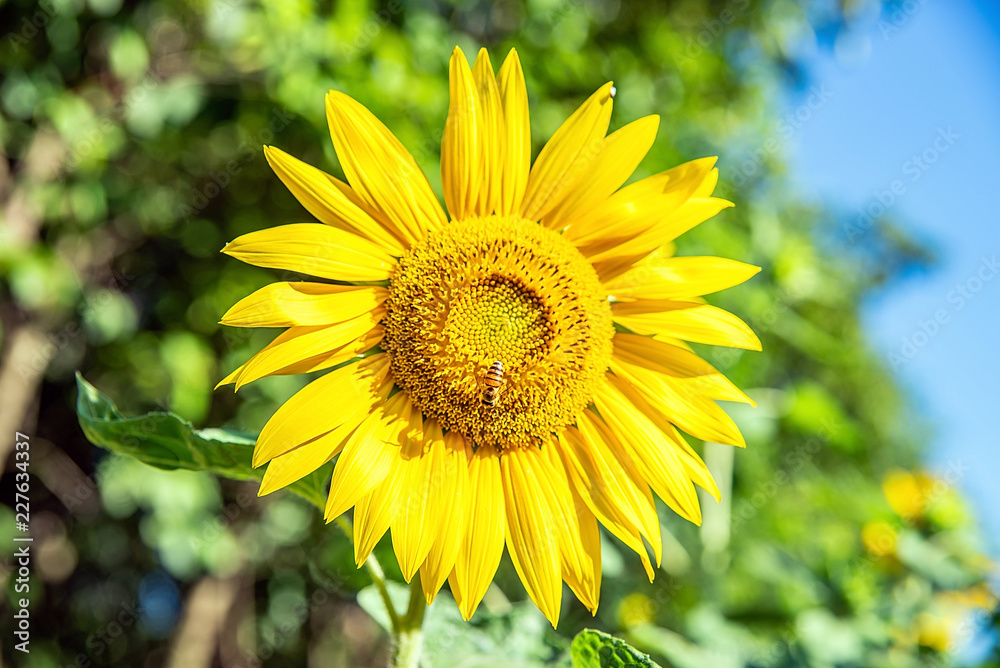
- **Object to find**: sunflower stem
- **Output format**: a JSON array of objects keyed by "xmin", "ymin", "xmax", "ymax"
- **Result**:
[
  {"xmin": 332, "ymin": 516, "xmax": 401, "ymax": 634},
  {"xmin": 390, "ymin": 573, "xmax": 427, "ymax": 668}
]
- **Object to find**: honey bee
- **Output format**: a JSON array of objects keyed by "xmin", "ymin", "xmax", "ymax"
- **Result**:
[{"xmin": 479, "ymin": 360, "xmax": 506, "ymax": 409}]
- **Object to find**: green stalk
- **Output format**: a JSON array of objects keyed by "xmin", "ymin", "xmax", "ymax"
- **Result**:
[
  {"xmin": 332, "ymin": 516, "xmax": 401, "ymax": 634},
  {"xmin": 390, "ymin": 572, "xmax": 427, "ymax": 668},
  {"xmin": 332, "ymin": 516, "xmax": 427, "ymax": 667}
]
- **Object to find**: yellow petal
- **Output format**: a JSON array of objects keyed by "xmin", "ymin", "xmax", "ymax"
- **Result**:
[
  {"xmin": 589, "ymin": 198, "xmax": 734, "ymax": 281},
  {"xmin": 216, "ymin": 326, "xmax": 382, "ymax": 389},
  {"xmin": 221, "ymin": 282, "xmax": 388, "ymax": 328},
  {"xmin": 520, "ymin": 82, "xmax": 615, "ymax": 223},
  {"xmin": 419, "ymin": 431, "xmax": 472, "ymax": 604},
  {"xmin": 501, "ymin": 447, "xmax": 563, "ymax": 627},
  {"xmin": 471, "ymin": 49, "xmax": 505, "ymax": 217},
  {"xmin": 612, "ymin": 302, "xmax": 761, "ymax": 351},
  {"xmin": 603, "ymin": 257, "xmax": 760, "ymax": 301},
  {"xmin": 253, "ymin": 354, "xmax": 390, "ymax": 467},
  {"xmin": 661, "ymin": 424, "xmax": 720, "ymax": 502},
  {"xmin": 612, "ymin": 332, "xmax": 718, "ymax": 378},
  {"xmin": 558, "ymin": 427, "xmax": 656, "ymax": 581},
  {"xmin": 450, "ymin": 445, "xmax": 505, "ymax": 621},
  {"xmin": 263, "ymin": 146, "xmax": 406, "ymax": 254},
  {"xmin": 576, "ymin": 412, "xmax": 661, "ymax": 564},
  {"xmin": 353, "ymin": 458, "xmax": 402, "ymax": 566},
  {"xmin": 324, "ymin": 392, "xmax": 411, "ymax": 522},
  {"xmin": 594, "ymin": 378, "xmax": 702, "ymax": 524},
  {"xmin": 543, "ymin": 115, "xmax": 659, "ymax": 232},
  {"xmin": 564, "ymin": 157, "xmax": 718, "ymax": 245},
  {"xmin": 326, "ymin": 91, "xmax": 446, "ymax": 246},
  {"xmin": 222, "ymin": 223, "xmax": 395, "ymax": 282},
  {"xmin": 496, "ymin": 49, "xmax": 530, "ymax": 217},
  {"xmin": 611, "ymin": 358, "xmax": 746, "ymax": 447},
  {"xmin": 540, "ymin": 442, "xmax": 601, "ymax": 614},
  {"xmin": 392, "ymin": 419, "xmax": 453, "ymax": 582},
  {"xmin": 259, "ymin": 406, "xmax": 373, "ymax": 496},
  {"xmin": 605, "ymin": 376, "xmax": 721, "ymax": 501},
  {"xmin": 230, "ymin": 312, "xmax": 383, "ymax": 389},
  {"xmin": 441, "ymin": 48, "xmax": 505, "ymax": 220},
  {"xmin": 610, "ymin": 297, "xmax": 703, "ymax": 315},
  {"xmin": 441, "ymin": 47, "xmax": 480, "ymax": 220},
  {"xmin": 617, "ymin": 335, "xmax": 755, "ymax": 406},
  {"xmin": 680, "ymin": 373, "xmax": 755, "ymax": 405},
  {"xmin": 694, "ymin": 166, "xmax": 719, "ymax": 197}
]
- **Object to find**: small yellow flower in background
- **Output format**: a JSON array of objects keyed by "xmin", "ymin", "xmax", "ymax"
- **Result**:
[
  {"xmin": 882, "ymin": 469, "xmax": 933, "ymax": 521},
  {"xmin": 881, "ymin": 468, "xmax": 963, "ymax": 526},
  {"xmin": 618, "ymin": 592, "xmax": 657, "ymax": 628},
  {"xmin": 861, "ymin": 520, "xmax": 898, "ymax": 557},
  {"xmin": 915, "ymin": 586, "xmax": 999, "ymax": 651},
  {"xmin": 218, "ymin": 46, "xmax": 759, "ymax": 626},
  {"xmin": 944, "ymin": 584, "xmax": 999, "ymax": 611},
  {"xmin": 915, "ymin": 611, "xmax": 951, "ymax": 652}
]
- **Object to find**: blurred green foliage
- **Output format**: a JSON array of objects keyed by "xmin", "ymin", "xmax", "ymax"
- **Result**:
[{"xmin": 1, "ymin": 0, "xmax": 996, "ymax": 666}]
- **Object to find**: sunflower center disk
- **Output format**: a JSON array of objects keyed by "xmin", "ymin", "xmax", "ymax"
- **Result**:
[
  {"xmin": 446, "ymin": 277, "xmax": 551, "ymax": 364},
  {"xmin": 382, "ymin": 216, "xmax": 614, "ymax": 450}
]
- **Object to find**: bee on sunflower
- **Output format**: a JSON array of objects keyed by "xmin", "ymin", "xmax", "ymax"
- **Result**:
[{"xmin": 218, "ymin": 46, "xmax": 760, "ymax": 627}]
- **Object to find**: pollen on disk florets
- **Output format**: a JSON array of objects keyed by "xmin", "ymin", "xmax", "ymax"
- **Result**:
[{"xmin": 382, "ymin": 216, "xmax": 614, "ymax": 450}]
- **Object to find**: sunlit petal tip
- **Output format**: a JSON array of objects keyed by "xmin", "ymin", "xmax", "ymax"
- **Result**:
[
  {"xmin": 258, "ymin": 446, "xmax": 330, "ymax": 497},
  {"xmin": 250, "ymin": 448, "xmax": 268, "ymax": 469},
  {"xmin": 448, "ymin": 570, "xmax": 476, "ymax": 621},
  {"xmin": 498, "ymin": 48, "xmax": 525, "ymax": 81},
  {"xmin": 474, "ymin": 46, "xmax": 493, "ymax": 68},
  {"xmin": 706, "ymin": 482, "xmax": 722, "ymax": 503},
  {"xmin": 448, "ymin": 49, "xmax": 470, "ymax": 80},
  {"xmin": 213, "ymin": 371, "xmax": 239, "ymax": 391},
  {"xmin": 696, "ymin": 167, "xmax": 723, "ymax": 197}
]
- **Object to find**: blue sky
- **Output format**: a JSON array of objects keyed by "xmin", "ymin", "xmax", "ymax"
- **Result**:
[{"xmin": 782, "ymin": 0, "xmax": 1000, "ymax": 546}]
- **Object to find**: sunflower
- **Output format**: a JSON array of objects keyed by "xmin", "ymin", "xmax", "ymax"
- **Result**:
[{"xmin": 218, "ymin": 46, "xmax": 760, "ymax": 626}]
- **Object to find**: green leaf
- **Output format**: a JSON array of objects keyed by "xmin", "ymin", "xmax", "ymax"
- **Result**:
[
  {"xmin": 74, "ymin": 372, "xmax": 329, "ymax": 510},
  {"xmin": 571, "ymin": 629, "xmax": 662, "ymax": 668}
]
